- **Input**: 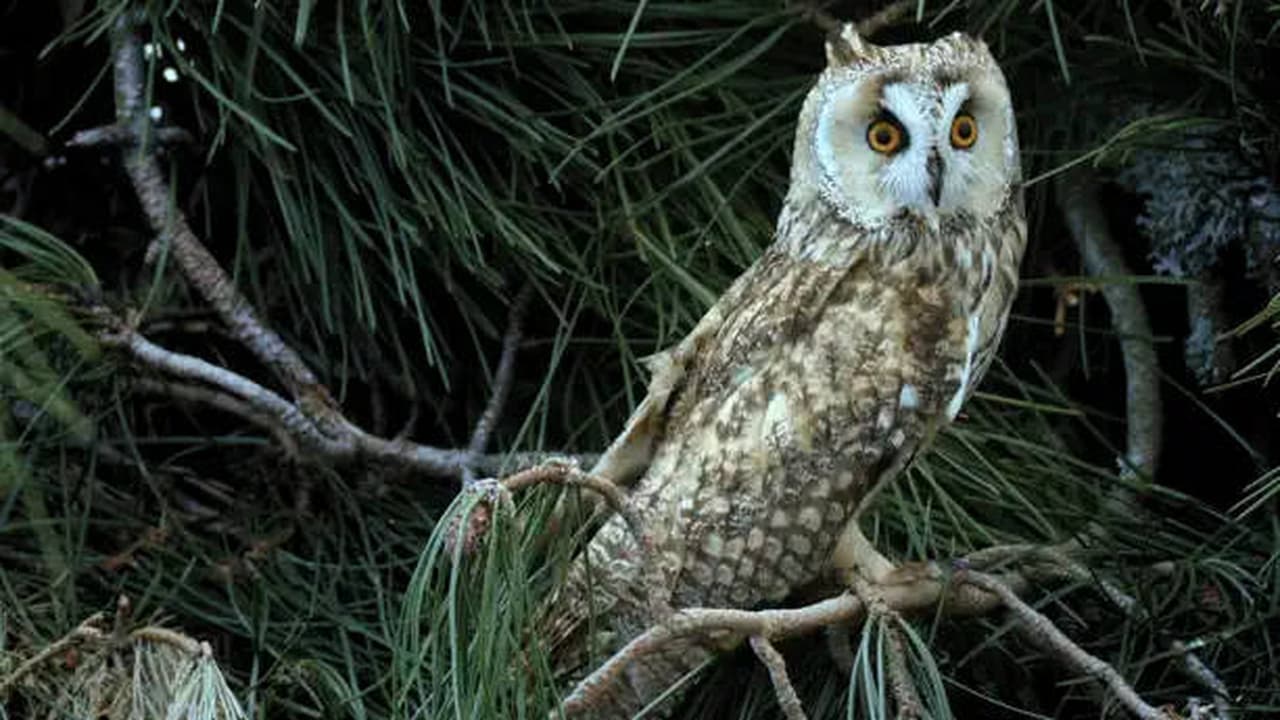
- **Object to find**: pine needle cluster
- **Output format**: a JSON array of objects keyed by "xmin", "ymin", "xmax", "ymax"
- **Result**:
[{"xmin": 2, "ymin": 2, "xmax": 1278, "ymax": 718}]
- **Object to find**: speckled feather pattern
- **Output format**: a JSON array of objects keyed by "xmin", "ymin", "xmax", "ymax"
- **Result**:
[{"xmin": 538, "ymin": 29, "xmax": 1025, "ymax": 718}]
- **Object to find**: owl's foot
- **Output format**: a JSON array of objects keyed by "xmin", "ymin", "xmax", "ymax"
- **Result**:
[
  {"xmin": 443, "ymin": 476, "xmax": 517, "ymax": 557},
  {"xmin": 830, "ymin": 520, "xmax": 895, "ymax": 587}
]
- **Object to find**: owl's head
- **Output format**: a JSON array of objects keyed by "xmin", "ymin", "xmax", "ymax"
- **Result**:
[{"xmin": 791, "ymin": 26, "xmax": 1020, "ymax": 230}]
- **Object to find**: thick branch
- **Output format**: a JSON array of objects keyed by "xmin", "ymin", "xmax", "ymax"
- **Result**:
[{"xmin": 1056, "ymin": 167, "xmax": 1162, "ymax": 477}]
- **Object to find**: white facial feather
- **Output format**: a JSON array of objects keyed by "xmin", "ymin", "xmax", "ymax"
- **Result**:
[
  {"xmin": 802, "ymin": 33, "xmax": 1019, "ymax": 231},
  {"xmin": 877, "ymin": 83, "xmax": 936, "ymax": 212}
]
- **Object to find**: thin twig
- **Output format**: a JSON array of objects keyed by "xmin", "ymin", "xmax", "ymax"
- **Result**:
[
  {"xmin": 856, "ymin": 0, "xmax": 917, "ymax": 36},
  {"xmin": 793, "ymin": 0, "xmax": 915, "ymax": 36},
  {"xmin": 110, "ymin": 595, "xmax": 132, "ymax": 647},
  {"xmin": 131, "ymin": 377, "xmax": 301, "ymax": 454},
  {"xmin": 66, "ymin": 124, "xmax": 194, "ymax": 149},
  {"xmin": 960, "ymin": 570, "xmax": 1171, "ymax": 720},
  {"xmin": 101, "ymin": 326, "xmax": 357, "ymax": 457},
  {"xmin": 749, "ymin": 636, "xmax": 808, "ymax": 720},
  {"xmin": 1173, "ymin": 641, "xmax": 1232, "ymax": 720},
  {"xmin": 465, "ymin": 285, "xmax": 533, "ymax": 477},
  {"xmin": 502, "ymin": 462, "xmax": 641, "ymax": 541},
  {"xmin": 128, "ymin": 626, "xmax": 205, "ymax": 656},
  {"xmin": 502, "ymin": 461, "xmax": 670, "ymax": 617}
]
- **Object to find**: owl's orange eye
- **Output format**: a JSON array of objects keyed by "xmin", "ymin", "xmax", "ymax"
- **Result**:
[
  {"xmin": 866, "ymin": 119, "xmax": 904, "ymax": 154},
  {"xmin": 950, "ymin": 113, "xmax": 978, "ymax": 149}
]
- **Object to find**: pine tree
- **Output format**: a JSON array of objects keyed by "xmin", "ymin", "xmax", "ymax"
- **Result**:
[{"xmin": 1, "ymin": 2, "xmax": 1277, "ymax": 718}]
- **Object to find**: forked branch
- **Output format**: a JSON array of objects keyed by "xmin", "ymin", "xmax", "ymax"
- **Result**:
[
  {"xmin": 960, "ymin": 570, "xmax": 1173, "ymax": 720},
  {"xmin": 77, "ymin": 15, "xmax": 556, "ymax": 482}
]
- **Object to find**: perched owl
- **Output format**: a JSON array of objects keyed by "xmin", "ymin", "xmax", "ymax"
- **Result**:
[{"xmin": 538, "ymin": 25, "xmax": 1025, "ymax": 718}]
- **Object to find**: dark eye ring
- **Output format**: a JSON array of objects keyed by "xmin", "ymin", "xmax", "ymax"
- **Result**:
[{"xmin": 866, "ymin": 118, "xmax": 904, "ymax": 154}]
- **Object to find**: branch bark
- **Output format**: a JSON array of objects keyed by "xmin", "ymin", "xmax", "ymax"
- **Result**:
[
  {"xmin": 560, "ymin": 562, "xmax": 1027, "ymax": 716},
  {"xmin": 465, "ymin": 284, "xmax": 533, "ymax": 481},
  {"xmin": 99, "ymin": 17, "xmax": 334, "ymax": 419},
  {"xmin": 750, "ymin": 636, "xmax": 808, "ymax": 720},
  {"xmin": 961, "ymin": 570, "xmax": 1172, "ymax": 720},
  {"xmin": 1056, "ymin": 166, "xmax": 1162, "ymax": 478},
  {"xmin": 73, "ymin": 17, "xmax": 580, "ymax": 483}
]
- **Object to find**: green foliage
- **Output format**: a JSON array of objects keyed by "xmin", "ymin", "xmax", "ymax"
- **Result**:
[{"xmin": 2, "ymin": 1, "xmax": 1280, "ymax": 719}]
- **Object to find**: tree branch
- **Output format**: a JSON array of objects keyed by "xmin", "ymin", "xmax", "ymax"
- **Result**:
[
  {"xmin": 1056, "ymin": 166, "xmax": 1162, "ymax": 478},
  {"xmin": 561, "ymin": 562, "xmax": 1026, "ymax": 715},
  {"xmin": 66, "ymin": 123, "xmax": 193, "ymax": 149},
  {"xmin": 792, "ymin": 0, "xmax": 917, "ymax": 36},
  {"xmin": 465, "ymin": 284, "xmax": 533, "ymax": 480},
  {"xmin": 104, "ymin": 320, "xmax": 583, "ymax": 478},
  {"xmin": 960, "ymin": 570, "xmax": 1172, "ymax": 720},
  {"xmin": 131, "ymin": 377, "xmax": 301, "ymax": 453},
  {"xmin": 73, "ymin": 17, "xmax": 585, "ymax": 486},
  {"xmin": 750, "ymin": 636, "xmax": 808, "ymax": 720},
  {"xmin": 92, "ymin": 15, "xmax": 340, "ymax": 424}
]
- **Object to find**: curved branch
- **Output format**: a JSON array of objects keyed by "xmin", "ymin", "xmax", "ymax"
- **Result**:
[
  {"xmin": 1056, "ymin": 167, "xmax": 1162, "ymax": 477},
  {"xmin": 99, "ymin": 18, "xmax": 332, "ymax": 418}
]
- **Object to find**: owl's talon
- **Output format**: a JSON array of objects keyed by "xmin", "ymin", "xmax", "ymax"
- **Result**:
[{"xmin": 444, "ymin": 478, "xmax": 516, "ymax": 558}]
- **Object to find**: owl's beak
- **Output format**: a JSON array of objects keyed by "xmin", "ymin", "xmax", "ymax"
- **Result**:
[{"xmin": 926, "ymin": 150, "xmax": 944, "ymax": 207}]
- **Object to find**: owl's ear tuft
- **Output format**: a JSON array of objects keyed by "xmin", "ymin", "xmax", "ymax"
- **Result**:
[{"xmin": 825, "ymin": 23, "xmax": 871, "ymax": 67}]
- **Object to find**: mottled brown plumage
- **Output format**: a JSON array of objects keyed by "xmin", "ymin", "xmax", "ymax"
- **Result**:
[{"xmin": 539, "ymin": 27, "xmax": 1025, "ymax": 717}]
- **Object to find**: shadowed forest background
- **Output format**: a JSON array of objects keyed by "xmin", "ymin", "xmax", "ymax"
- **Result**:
[{"xmin": 1, "ymin": 1, "xmax": 1279, "ymax": 718}]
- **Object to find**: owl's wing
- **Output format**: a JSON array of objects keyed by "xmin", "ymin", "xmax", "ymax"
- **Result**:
[
  {"xmin": 539, "ymin": 302, "xmax": 731, "ymax": 546},
  {"xmin": 590, "ymin": 300, "xmax": 729, "ymax": 485}
]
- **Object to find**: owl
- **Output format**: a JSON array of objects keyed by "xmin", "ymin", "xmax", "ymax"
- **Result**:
[{"xmin": 538, "ymin": 25, "xmax": 1025, "ymax": 718}]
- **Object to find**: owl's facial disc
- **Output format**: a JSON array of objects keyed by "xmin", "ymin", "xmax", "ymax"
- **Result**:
[{"xmin": 810, "ymin": 46, "xmax": 1017, "ymax": 230}]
